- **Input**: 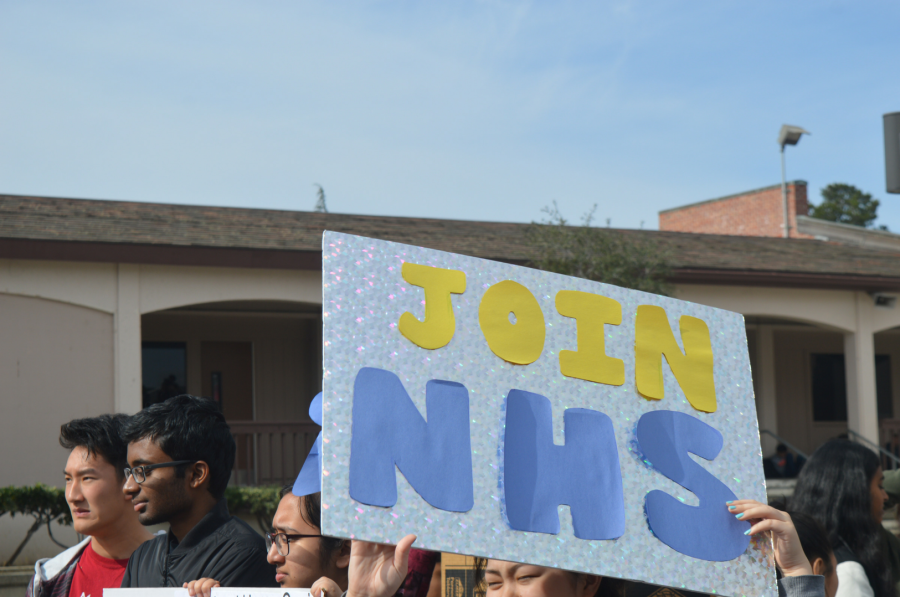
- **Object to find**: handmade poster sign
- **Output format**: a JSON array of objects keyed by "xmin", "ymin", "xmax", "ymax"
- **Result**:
[{"xmin": 318, "ymin": 231, "xmax": 773, "ymax": 597}]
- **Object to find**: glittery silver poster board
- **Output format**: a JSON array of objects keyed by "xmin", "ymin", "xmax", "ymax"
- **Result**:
[{"xmin": 319, "ymin": 231, "xmax": 775, "ymax": 597}]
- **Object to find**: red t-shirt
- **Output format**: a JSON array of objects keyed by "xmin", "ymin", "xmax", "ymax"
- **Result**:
[{"xmin": 68, "ymin": 542, "xmax": 130, "ymax": 597}]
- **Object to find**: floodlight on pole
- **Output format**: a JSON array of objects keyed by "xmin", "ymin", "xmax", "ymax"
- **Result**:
[{"xmin": 778, "ymin": 125, "xmax": 810, "ymax": 238}]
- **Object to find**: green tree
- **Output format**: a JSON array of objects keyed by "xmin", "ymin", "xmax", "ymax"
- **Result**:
[
  {"xmin": 808, "ymin": 183, "xmax": 884, "ymax": 229},
  {"xmin": 526, "ymin": 203, "xmax": 672, "ymax": 296},
  {"xmin": 0, "ymin": 484, "xmax": 72, "ymax": 565}
]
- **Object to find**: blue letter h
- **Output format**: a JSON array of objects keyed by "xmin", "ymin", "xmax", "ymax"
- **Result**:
[{"xmin": 503, "ymin": 389, "xmax": 625, "ymax": 539}]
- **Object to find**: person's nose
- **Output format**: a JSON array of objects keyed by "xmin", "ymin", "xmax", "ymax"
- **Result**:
[
  {"xmin": 66, "ymin": 479, "xmax": 83, "ymax": 505},
  {"xmin": 123, "ymin": 472, "xmax": 140, "ymax": 497},
  {"xmin": 266, "ymin": 542, "xmax": 284, "ymax": 565}
]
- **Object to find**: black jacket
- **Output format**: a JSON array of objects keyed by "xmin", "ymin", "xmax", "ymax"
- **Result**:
[{"xmin": 121, "ymin": 498, "xmax": 277, "ymax": 588}]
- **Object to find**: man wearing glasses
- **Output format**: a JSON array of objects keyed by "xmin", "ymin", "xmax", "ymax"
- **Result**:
[{"xmin": 119, "ymin": 395, "xmax": 276, "ymax": 588}]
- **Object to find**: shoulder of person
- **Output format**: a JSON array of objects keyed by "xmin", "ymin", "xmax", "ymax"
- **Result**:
[
  {"xmin": 215, "ymin": 516, "xmax": 268, "ymax": 545},
  {"xmin": 880, "ymin": 524, "xmax": 900, "ymax": 551},
  {"xmin": 28, "ymin": 538, "xmax": 90, "ymax": 597},
  {"xmin": 131, "ymin": 530, "xmax": 168, "ymax": 561},
  {"xmin": 836, "ymin": 561, "xmax": 873, "ymax": 597},
  {"xmin": 833, "ymin": 544, "xmax": 858, "ymax": 565},
  {"xmin": 33, "ymin": 537, "xmax": 91, "ymax": 582},
  {"xmin": 202, "ymin": 542, "xmax": 277, "ymax": 588},
  {"xmin": 778, "ymin": 575, "xmax": 826, "ymax": 597}
]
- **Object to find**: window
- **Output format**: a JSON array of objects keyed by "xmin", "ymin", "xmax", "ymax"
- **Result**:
[
  {"xmin": 811, "ymin": 354, "xmax": 893, "ymax": 422},
  {"xmin": 811, "ymin": 354, "xmax": 846, "ymax": 422},
  {"xmin": 142, "ymin": 342, "xmax": 187, "ymax": 408},
  {"xmin": 877, "ymin": 355, "xmax": 893, "ymax": 419}
]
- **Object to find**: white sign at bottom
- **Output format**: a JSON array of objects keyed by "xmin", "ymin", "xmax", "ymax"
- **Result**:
[
  {"xmin": 105, "ymin": 588, "xmax": 311, "ymax": 597},
  {"xmin": 105, "ymin": 590, "xmax": 189, "ymax": 597},
  {"xmin": 213, "ymin": 589, "xmax": 311, "ymax": 597}
]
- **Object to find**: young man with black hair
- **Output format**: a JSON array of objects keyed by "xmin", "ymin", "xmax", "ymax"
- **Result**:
[
  {"xmin": 120, "ymin": 395, "xmax": 276, "ymax": 588},
  {"xmin": 28, "ymin": 414, "xmax": 155, "ymax": 597}
]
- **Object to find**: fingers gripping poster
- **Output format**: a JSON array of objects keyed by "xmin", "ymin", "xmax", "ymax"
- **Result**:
[{"xmin": 319, "ymin": 231, "xmax": 774, "ymax": 597}]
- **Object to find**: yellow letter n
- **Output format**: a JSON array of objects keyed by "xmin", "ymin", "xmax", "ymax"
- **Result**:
[
  {"xmin": 634, "ymin": 305, "xmax": 717, "ymax": 413},
  {"xmin": 398, "ymin": 263, "xmax": 466, "ymax": 350}
]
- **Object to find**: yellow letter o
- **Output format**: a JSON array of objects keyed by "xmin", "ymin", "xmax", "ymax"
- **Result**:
[{"xmin": 478, "ymin": 280, "xmax": 545, "ymax": 365}]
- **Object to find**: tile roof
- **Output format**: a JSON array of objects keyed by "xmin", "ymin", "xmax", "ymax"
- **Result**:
[{"xmin": 2, "ymin": 193, "xmax": 900, "ymax": 286}]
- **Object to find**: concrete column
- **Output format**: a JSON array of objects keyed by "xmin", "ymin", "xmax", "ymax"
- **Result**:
[
  {"xmin": 114, "ymin": 264, "xmax": 142, "ymax": 414},
  {"xmin": 755, "ymin": 325, "xmax": 779, "ymax": 455},
  {"xmin": 845, "ymin": 291, "xmax": 879, "ymax": 447}
]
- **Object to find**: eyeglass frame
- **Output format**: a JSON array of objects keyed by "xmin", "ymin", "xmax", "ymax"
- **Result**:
[
  {"xmin": 123, "ymin": 460, "xmax": 196, "ymax": 484},
  {"xmin": 265, "ymin": 531, "xmax": 321, "ymax": 556}
]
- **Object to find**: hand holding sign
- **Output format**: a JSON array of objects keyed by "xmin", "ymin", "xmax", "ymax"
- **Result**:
[
  {"xmin": 183, "ymin": 579, "xmax": 220, "ymax": 597},
  {"xmin": 345, "ymin": 534, "xmax": 417, "ymax": 597},
  {"xmin": 310, "ymin": 576, "xmax": 342, "ymax": 597},
  {"xmin": 729, "ymin": 500, "xmax": 813, "ymax": 578}
]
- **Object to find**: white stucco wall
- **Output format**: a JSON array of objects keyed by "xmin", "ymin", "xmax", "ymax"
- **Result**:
[
  {"xmin": 0, "ymin": 258, "xmax": 324, "ymax": 564},
  {"xmin": 0, "ymin": 293, "xmax": 115, "ymax": 487},
  {"xmin": 1, "ymin": 258, "xmax": 895, "ymax": 563}
]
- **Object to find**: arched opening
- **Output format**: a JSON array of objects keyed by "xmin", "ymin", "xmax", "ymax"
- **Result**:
[
  {"xmin": 747, "ymin": 315, "xmax": 900, "ymax": 476},
  {"xmin": 141, "ymin": 300, "xmax": 322, "ymax": 487},
  {"xmin": 876, "ymin": 325, "xmax": 900, "ymax": 471}
]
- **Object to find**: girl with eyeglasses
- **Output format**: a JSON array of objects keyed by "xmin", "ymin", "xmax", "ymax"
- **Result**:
[
  {"xmin": 184, "ymin": 487, "xmax": 421, "ymax": 597},
  {"xmin": 267, "ymin": 488, "xmax": 351, "ymax": 594},
  {"xmin": 184, "ymin": 487, "xmax": 351, "ymax": 597}
]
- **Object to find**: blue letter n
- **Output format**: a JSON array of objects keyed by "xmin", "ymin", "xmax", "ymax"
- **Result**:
[
  {"xmin": 349, "ymin": 367, "xmax": 474, "ymax": 512},
  {"xmin": 503, "ymin": 389, "xmax": 625, "ymax": 539}
]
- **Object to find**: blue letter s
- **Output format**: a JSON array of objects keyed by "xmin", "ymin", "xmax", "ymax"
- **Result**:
[{"xmin": 636, "ymin": 410, "xmax": 749, "ymax": 561}]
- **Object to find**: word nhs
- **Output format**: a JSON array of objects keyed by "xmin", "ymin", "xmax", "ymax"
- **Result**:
[{"xmin": 349, "ymin": 368, "xmax": 750, "ymax": 563}]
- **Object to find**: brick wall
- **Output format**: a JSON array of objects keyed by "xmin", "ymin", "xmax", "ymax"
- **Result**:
[{"xmin": 659, "ymin": 182, "xmax": 812, "ymax": 238}]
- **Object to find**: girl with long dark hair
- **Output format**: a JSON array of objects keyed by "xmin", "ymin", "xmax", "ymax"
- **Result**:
[{"xmin": 790, "ymin": 439, "xmax": 891, "ymax": 597}]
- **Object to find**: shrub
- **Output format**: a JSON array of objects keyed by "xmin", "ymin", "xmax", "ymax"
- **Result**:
[
  {"xmin": 224, "ymin": 485, "xmax": 282, "ymax": 534},
  {"xmin": 0, "ymin": 484, "xmax": 72, "ymax": 566}
]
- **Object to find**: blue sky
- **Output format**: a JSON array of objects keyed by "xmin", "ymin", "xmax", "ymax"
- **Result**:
[{"xmin": 1, "ymin": 1, "xmax": 898, "ymax": 229}]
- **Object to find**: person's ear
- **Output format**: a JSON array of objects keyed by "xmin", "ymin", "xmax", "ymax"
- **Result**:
[
  {"xmin": 189, "ymin": 461, "xmax": 211, "ymax": 489},
  {"xmin": 580, "ymin": 574, "xmax": 602, "ymax": 597},
  {"xmin": 334, "ymin": 540, "xmax": 352, "ymax": 569},
  {"xmin": 812, "ymin": 557, "xmax": 827, "ymax": 576}
]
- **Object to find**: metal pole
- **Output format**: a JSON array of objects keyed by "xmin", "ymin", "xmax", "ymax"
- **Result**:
[{"xmin": 780, "ymin": 146, "xmax": 789, "ymax": 238}]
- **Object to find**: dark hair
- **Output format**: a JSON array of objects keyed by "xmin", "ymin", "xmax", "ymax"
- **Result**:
[
  {"xmin": 474, "ymin": 557, "xmax": 487, "ymax": 591},
  {"xmin": 789, "ymin": 511, "xmax": 834, "ymax": 575},
  {"xmin": 122, "ymin": 395, "xmax": 235, "ymax": 499},
  {"xmin": 280, "ymin": 486, "xmax": 347, "ymax": 568},
  {"xmin": 790, "ymin": 439, "xmax": 890, "ymax": 597},
  {"xmin": 60, "ymin": 414, "xmax": 130, "ymax": 479}
]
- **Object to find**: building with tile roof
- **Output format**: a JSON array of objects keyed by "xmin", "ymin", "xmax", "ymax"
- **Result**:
[{"xmin": 3, "ymin": 189, "xmax": 900, "ymax": 561}]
